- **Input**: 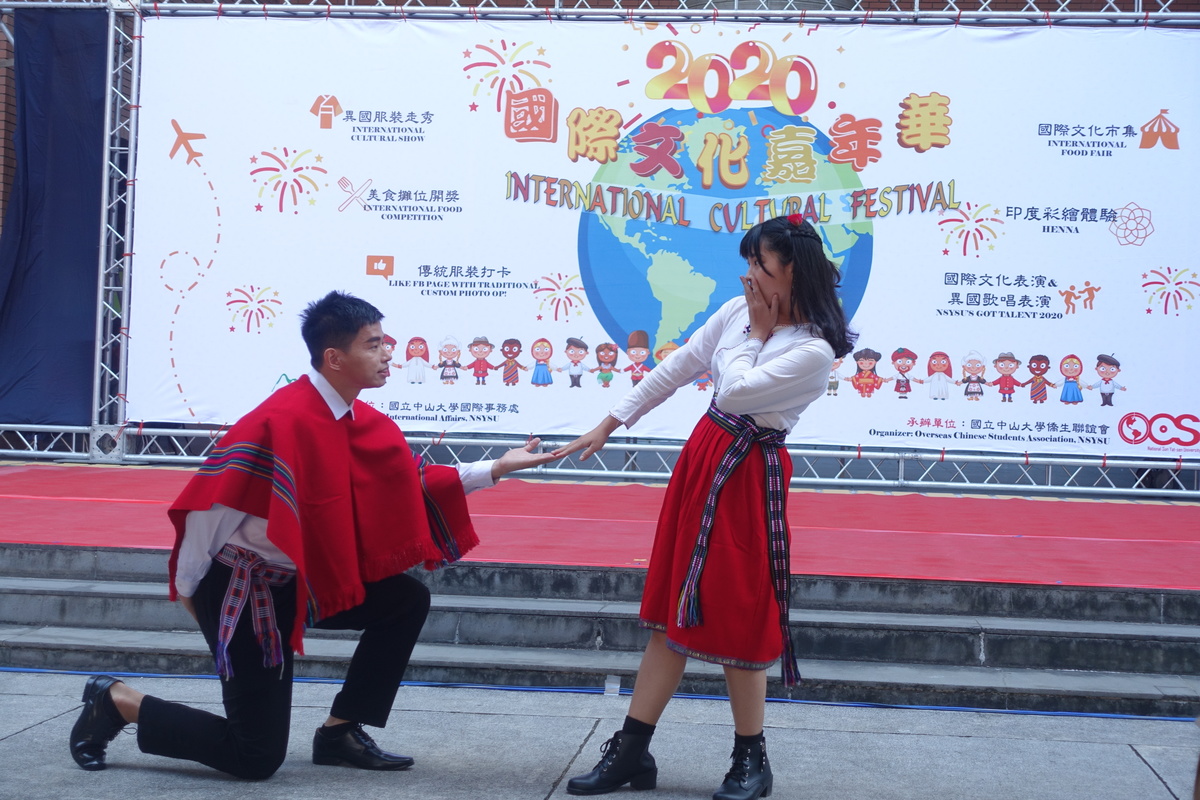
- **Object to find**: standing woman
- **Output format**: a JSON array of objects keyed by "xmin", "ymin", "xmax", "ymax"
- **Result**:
[{"xmin": 557, "ymin": 215, "xmax": 855, "ymax": 800}]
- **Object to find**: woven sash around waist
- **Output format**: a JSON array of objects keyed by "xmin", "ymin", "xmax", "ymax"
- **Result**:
[
  {"xmin": 211, "ymin": 544, "xmax": 296, "ymax": 680},
  {"xmin": 677, "ymin": 402, "xmax": 800, "ymax": 686}
]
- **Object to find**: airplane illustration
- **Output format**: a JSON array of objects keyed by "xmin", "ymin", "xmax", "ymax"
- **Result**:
[{"xmin": 169, "ymin": 119, "xmax": 206, "ymax": 164}]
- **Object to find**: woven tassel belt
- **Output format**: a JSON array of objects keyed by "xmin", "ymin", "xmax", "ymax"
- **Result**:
[
  {"xmin": 676, "ymin": 402, "xmax": 801, "ymax": 686},
  {"xmin": 211, "ymin": 544, "xmax": 296, "ymax": 680}
]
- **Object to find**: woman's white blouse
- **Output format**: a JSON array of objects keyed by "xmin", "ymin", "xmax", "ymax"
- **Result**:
[{"xmin": 608, "ymin": 296, "xmax": 835, "ymax": 434}]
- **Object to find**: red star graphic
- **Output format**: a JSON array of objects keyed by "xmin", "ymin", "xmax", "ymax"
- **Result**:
[
  {"xmin": 463, "ymin": 49, "xmax": 472, "ymax": 58},
  {"xmin": 255, "ymin": 204, "xmax": 263, "ymax": 212},
  {"xmin": 469, "ymin": 103, "xmax": 479, "ymax": 112},
  {"xmin": 229, "ymin": 326, "xmax": 236, "ymax": 332},
  {"xmin": 1142, "ymin": 273, "xmax": 1148, "ymax": 279},
  {"xmin": 536, "ymin": 315, "xmax": 543, "ymax": 321},
  {"xmin": 1145, "ymin": 308, "xmax": 1152, "ymax": 314},
  {"xmin": 250, "ymin": 155, "xmax": 258, "ymax": 164},
  {"xmin": 226, "ymin": 291, "xmax": 232, "ymax": 297},
  {"xmin": 942, "ymin": 249, "xmax": 950, "ymax": 255}
]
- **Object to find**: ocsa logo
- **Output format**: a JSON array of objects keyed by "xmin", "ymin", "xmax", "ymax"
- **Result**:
[{"xmin": 1117, "ymin": 412, "xmax": 1200, "ymax": 447}]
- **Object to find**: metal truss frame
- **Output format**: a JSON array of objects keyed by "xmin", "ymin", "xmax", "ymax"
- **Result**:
[{"xmin": 0, "ymin": 0, "xmax": 1196, "ymax": 501}]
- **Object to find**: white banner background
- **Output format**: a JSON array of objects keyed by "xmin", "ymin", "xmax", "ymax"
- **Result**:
[{"xmin": 127, "ymin": 19, "xmax": 1200, "ymax": 458}]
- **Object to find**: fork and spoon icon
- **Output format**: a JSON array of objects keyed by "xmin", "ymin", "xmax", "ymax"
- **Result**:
[{"xmin": 338, "ymin": 176, "xmax": 372, "ymax": 211}]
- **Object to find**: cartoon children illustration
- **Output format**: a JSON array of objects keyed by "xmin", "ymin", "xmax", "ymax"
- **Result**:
[
  {"xmin": 623, "ymin": 330, "xmax": 653, "ymax": 385},
  {"xmin": 925, "ymin": 351, "xmax": 953, "ymax": 400},
  {"xmin": 397, "ymin": 336, "xmax": 430, "ymax": 384},
  {"xmin": 956, "ymin": 351, "xmax": 988, "ymax": 401},
  {"xmin": 1025, "ymin": 354, "xmax": 1057, "ymax": 404},
  {"xmin": 827, "ymin": 356, "xmax": 844, "ymax": 396},
  {"xmin": 655, "ymin": 341, "xmax": 680, "ymax": 364},
  {"xmin": 1085, "ymin": 354, "xmax": 1126, "ymax": 406},
  {"xmin": 529, "ymin": 337, "xmax": 554, "ymax": 387},
  {"xmin": 499, "ymin": 338, "xmax": 529, "ymax": 387},
  {"xmin": 1059, "ymin": 354, "xmax": 1085, "ymax": 405},
  {"xmin": 988, "ymin": 352, "xmax": 1025, "ymax": 403},
  {"xmin": 467, "ymin": 336, "xmax": 499, "ymax": 386},
  {"xmin": 561, "ymin": 337, "xmax": 590, "ymax": 388},
  {"xmin": 592, "ymin": 342, "xmax": 619, "ymax": 388},
  {"xmin": 436, "ymin": 337, "xmax": 463, "ymax": 385},
  {"xmin": 845, "ymin": 347, "xmax": 889, "ymax": 398},
  {"xmin": 890, "ymin": 348, "xmax": 923, "ymax": 399}
]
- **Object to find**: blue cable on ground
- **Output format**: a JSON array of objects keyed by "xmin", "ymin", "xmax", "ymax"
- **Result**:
[{"xmin": 2, "ymin": 666, "xmax": 1193, "ymax": 723}]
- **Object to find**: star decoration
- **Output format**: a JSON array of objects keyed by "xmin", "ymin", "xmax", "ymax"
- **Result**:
[
  {"xmin": 1146, "ymin": 308, "xmax": 1152, "ymax": 313},
  {"xmin": 254, "ymin": 204, "xmax": 263, "ymax": 211},
  {"xmin": 249, "ymin": 155, "xmax": 258, "ymax": 164},
  {"xmin": 537, "ymin": 47, "xmax": 546, "ymax": 56},
  {"xmin": 463, "ymin": 49, "xmax": 472, "ymax": 58},
  {"xmin": 469, "ymin": 102, "xmax": 479, "ymax": 112},
  {"xmin": 309, "ymin": 197, "xmax": 317, "ymax": 205},
  {"xmin": 226, "ymin": 291, "xmax": 232, "ymax": 297},
  {"xmin": 229, "ymin": 326, "xmax": 236, "ymax": 332},
  {"xmin": 537, "ymin": 315, "xmax": 543, "ymax": 321},
  {"xmin": 942, "ymin": 249, "xmax": 949, "ymax": 255},
  {"xmin": 315, "ymin": 155, "xmax": 324, "ymax": 163}
]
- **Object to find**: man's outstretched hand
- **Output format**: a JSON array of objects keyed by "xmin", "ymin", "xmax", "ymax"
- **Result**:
[{"xmin": 491, "ymin": 437, "xmax": 563, "ymax": 481}]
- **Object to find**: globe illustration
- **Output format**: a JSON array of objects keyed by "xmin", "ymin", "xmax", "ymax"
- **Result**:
[{"xmin": 578, "ymin": 105, "xmax": 872, "ymax": 364}]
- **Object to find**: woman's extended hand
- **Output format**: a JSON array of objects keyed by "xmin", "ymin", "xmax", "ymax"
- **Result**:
[
  {"xmin": 491, "ymin": 437, "xmax": 563, "ymax": 480},
  {"xmin": 553, "ymin": 415, "xmax": 623, "ymax": 461},
  {"xmin": 741, "ymin": 274, "xmax": 780, "ymax": 341}
]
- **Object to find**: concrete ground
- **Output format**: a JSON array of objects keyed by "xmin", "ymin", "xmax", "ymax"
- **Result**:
[{"xmin": 2, "ymin": 670, "xmax": 1197, "ymax": 800}]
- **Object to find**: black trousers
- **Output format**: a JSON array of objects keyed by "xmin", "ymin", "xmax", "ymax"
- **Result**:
[{"xmin": 137, "ymin": 560, "xmax": 431, "ymax": 779}]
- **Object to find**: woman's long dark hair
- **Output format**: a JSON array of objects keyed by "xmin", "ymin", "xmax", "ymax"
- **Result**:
[{"xmin": 739, "ymin": 216, "xmax": 858, "ymax": 358}]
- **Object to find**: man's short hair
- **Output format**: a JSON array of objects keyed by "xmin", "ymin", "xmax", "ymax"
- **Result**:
[{"xmin": 300, "ymin": 291, "xmax": 384, "ymax": 369}]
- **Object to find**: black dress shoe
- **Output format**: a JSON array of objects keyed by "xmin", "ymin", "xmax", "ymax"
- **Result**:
[
  {"xmin": 69, "ymin": 675, "xmax": 127, "ymax": 771},
  {"xmin": 312, "ymin": 723, "xmax": 415, "ymax": 770}
]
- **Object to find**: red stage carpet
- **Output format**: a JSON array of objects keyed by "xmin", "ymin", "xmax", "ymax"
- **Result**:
[{"xmin": 2, "ymin": 462, "xmax": 1197, "ymax": 590}]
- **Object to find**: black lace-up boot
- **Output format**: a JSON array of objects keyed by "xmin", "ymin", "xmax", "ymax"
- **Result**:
[
  {"xmin": 713, "ymin": 733, "xmax": 772, "ymax": 800},
  {"xmin": 566, "ymin": 730, "xmax": 657, "ymax": 795}
]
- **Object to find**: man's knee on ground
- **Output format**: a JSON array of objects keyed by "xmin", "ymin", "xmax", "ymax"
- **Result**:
[{"xmin": 227, "ymin": 740, "xmax": 288, "ymax": 780}]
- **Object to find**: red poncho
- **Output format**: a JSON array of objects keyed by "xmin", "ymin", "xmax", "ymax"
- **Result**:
[{"xmin": 167, "ymin": 375, "xmax": 478, "ymax": 655}]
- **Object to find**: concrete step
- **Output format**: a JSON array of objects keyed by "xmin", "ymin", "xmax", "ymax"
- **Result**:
[
  {"xmin": 2, "ymin": 575, "xmax": 1198, "ymax": 674},
  {"xmin": 3, "ymin": 543, "xmax": 1197, "ymax": 623},
  {"xmin": 2, "ymin": 624, "xmax": 1197, "ymax": 718}
]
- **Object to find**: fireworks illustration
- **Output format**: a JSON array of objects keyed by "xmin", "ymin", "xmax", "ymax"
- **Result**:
[
  {"xmin": 533, "ymin": 273, "xmax": 587, "ymax": 321},
  {"xmin": 1142, "ymin": 266, "xmax": 1200, "ymax": 315},
  {"xmin": 463, "ymin": 40, "xmax": 551, "ymax": 112},
  {"xmin": 1109, "ymin": 202, "xmax": 1155, "ymax": 246},
  {"xmin": 227, "ymin": 285, "xmax": 283, "ymax": 332},
  {"xmin": 249, "ymin": 148, "xmax": 328, "ymax": 214},
  {"xmin": 938, "ymin": 202, "xmax": 1004, "ymax": 256}
]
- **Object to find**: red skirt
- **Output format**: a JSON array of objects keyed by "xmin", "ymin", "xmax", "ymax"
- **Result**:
[{"xmin": 639, "ymin": 413, "xmax": 794, "ymax": 670}]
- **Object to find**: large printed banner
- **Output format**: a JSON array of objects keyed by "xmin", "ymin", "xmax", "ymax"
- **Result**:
[{"xmin": 128, "ymin": 19, "xmax": 1199, "ymax": 458}]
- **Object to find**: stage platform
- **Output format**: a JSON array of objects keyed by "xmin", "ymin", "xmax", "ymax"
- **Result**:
[{"xmin": 1, "ymin": 462, "xmax": 1197, "ymax": 591}]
